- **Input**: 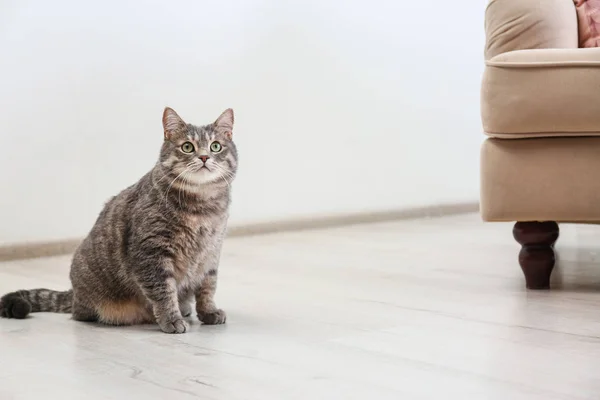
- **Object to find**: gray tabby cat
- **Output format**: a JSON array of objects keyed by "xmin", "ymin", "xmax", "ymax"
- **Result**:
[{"xmin": 0, "ymin": 107, "xmax": 238, "ymax": 334}]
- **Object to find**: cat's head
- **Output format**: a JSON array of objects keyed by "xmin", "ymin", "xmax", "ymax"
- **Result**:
[{"xmin": 159, "ymin": 107, "xmax": 238, "ymax": 186}]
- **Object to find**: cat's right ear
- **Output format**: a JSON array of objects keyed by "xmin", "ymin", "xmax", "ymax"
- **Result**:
[{"xmin": 162, "ymin": 107, "xmax": 186, "ymax": 140}]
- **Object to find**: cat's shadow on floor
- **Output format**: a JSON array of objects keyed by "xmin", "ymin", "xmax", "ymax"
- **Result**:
[{"xmin": 73, "ymin": 315, "xmax": 208, "ymax": 334}]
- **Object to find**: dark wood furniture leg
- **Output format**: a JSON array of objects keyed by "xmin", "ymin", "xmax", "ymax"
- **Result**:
[{"xmin": 512, "ymin": 221, "xmax": 559, "ymax": 290}]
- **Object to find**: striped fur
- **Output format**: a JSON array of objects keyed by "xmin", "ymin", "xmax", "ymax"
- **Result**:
[
  {"xmin": 0, "ymin": 108, "xmax": 237, "ymax": 333},
  {"xmin": 0, "ymin": 289, "xmax": 72, "ymax": 318}
]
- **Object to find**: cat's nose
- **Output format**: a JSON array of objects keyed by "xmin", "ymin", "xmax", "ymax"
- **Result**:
[{"xmin": 199, "ymin": 155, "xmax": 209, "ymax": 163}]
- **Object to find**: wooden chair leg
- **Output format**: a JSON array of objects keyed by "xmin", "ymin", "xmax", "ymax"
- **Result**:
[{"xmin": 512, "ymin": 221, "xmax": 559, "ymax": 290}]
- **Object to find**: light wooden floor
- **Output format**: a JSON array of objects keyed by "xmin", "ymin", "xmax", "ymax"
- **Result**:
[{"xmin": 2, "ymin": 214, "xmax": 600, "ymax": 400}]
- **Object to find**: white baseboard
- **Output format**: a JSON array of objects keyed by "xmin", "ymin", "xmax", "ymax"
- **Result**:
[
  {"xmin": 0, "ymin": 202, "xmax": 479, "ymax": 262},
  {"xmin": 228, "ymin": 202, "xmax": 479, "ymax": 237}
]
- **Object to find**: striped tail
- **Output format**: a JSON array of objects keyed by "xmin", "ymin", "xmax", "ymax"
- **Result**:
[{"xmin": 0, "ymin": 289, "xmax": 73, "ymax": 319}]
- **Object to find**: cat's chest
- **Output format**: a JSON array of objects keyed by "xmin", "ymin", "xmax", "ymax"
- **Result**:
[
  {"xmin": 186, "ymin": 214, "xmax": 220, "ymax": 241},
  {"xmin": 172, "ymin": 215, "xmax": 223, "ymax": 275},
  {"xmin": 179, "ymin": 216, "xmax": 218, "ymax": 250}
]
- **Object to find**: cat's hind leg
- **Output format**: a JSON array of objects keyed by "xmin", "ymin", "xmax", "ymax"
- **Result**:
[
  {"xmin": 96, "ymin": 299, "xmax": 154, "ymax": 326},
  {"xmin": 178, "ymin": 290, "xmax": 194, "ymax": 318},
  {"xmin": 72, "ymin": 300, "xmax": 98, "ymax": 323},
  {"xmin": 196, "ymin": 269, "xmax": 226, "ymax": 325}
]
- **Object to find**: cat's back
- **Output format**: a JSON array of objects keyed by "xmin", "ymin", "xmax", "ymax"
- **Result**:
[
  {"xmin": 72, "ymin": 172, "xmax": 152, "ymax": 263},
  {"xmin": 95, "ymin": 172, "xmax": 151, "ymax": 227}
]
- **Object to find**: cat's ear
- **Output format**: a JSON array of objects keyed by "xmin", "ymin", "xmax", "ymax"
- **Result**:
[
  {"xmin": 162, "ymin": 107, "xmax": 186, "ymax": 140},
  {"xmin": 214, "ymin": 108, "xmax": 234, "ymax": 139}
]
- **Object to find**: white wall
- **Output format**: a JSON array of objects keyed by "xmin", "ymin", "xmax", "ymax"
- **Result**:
[{"xmin": 0, "ymin": 0, "xmax": 487, "ymax": 245}]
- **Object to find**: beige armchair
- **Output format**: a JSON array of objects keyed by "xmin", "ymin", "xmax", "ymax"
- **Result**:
[{"xmin": 481, "ymin": 0, "xmax": 600, "ymax": 289}]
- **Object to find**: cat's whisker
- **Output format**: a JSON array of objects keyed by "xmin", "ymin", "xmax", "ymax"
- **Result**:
[
  {"xmin": 178, "ymin": 171, "xmax": 191, "ymax": 208},
  {"xmin": 220, "ymin": 174, "xmax": 231, "ymax": 188},
  {"xmin": 164, "ymin": 167, "xmax": 193, "ymax": 208},
  {"xmin": 210, "ymin": 162, "xmax": 233, "ymax": 177},
  {"xmin": 212, "ymin": 164, "xmax": 235, "ymax": 181},
  {"xmin": 178, "ymin": 164, "xmax": 198, "ymax": 205},
  {"xmin": 155, "ymin": 160, "xmax": 196, "ymax": 187},
  {"xmin": 220, "ymin": 170, "xmax": 236, "ymax": 180},
  {"xmin": 216, "ymin": 166, "xmax": 236, "ymax": 181},
  {"xmin": 154, "ymin": 167, "xmax": 171, "ymax": 185},
  {"xmin": 216, "ymin": 170, "xmax": 231, "ymax": 188},
  {"xmin": 218, "ymin": 171, "xmax": 236, "ymax": 181},
  {"xmin": 209, "ymin": 164, "xmax": 233, "ymax": 188}
]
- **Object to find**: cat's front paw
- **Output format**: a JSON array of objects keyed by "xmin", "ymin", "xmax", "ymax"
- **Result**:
[
  {"xmin": 197, "ymin": 309, "xmax": 226, "ymax": 325},
  {"xmin": 158, "ymin": 317, "xmax": 189, "ymax": 334}
]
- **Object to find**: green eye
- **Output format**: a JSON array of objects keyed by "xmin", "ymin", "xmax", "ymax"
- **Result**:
[
  {"xmin": 181, "ymin": 142, "xmax": 194, "ymax": 153},
  {"xmin": 210, "ymin": 142, "xmax": 222, "ymax": 153}
]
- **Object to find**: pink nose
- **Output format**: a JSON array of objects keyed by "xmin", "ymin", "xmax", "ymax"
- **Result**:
[{"xmin": 199, "ymin": 155, "xmax": 209, "ymax": 163}]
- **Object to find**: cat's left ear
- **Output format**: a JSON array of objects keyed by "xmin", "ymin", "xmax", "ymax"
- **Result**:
[{"xmin": 214, "ymin": 108, "xmax": 234, "ymax": 139}]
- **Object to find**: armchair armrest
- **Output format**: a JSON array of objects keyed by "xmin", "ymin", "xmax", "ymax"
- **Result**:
[
  {"xmin": 482, "ymin": 47, "xmax": 600, "ymax": 137},
  {"xmin": 487, "ymin": 47, "xmax": 600, "ymax": 66}
]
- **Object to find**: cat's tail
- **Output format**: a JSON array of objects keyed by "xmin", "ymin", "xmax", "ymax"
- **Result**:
[{"xmin": 0, "ymin": 289, "xmax": 73, "ymax": 319}]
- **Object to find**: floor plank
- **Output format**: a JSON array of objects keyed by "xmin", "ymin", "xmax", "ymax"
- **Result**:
[{"xmin": 1, "ymin": 214, "xmax": 600, "ymax": 399}]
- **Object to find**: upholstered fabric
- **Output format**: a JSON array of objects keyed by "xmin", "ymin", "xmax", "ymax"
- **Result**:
[
  {"xmin": 481, "ymin": 138, "xmax": 600, "ymax": 222},
  {"xmin": 575, "ymin": 0, "xmax": 600, "ymax": 47},
  {"xmin": 485, "ymin": 0, "xmax": 578, "ymax": 60},
  {"xmin": 481, "ymin": 47, "xmax": 600, "ymax": 137},
  {"xmin": 480, "ymin": 0, "xmax": 600, "ymax": 223}
]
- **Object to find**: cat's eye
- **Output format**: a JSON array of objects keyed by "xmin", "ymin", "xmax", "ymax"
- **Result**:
[
  {"xmin": 181, "ymin": 142, "xmax": 195, "ymax": 153},
  {"xmin": 210, "ymin": 142, "xmax": 222, "ymax": 153}
]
